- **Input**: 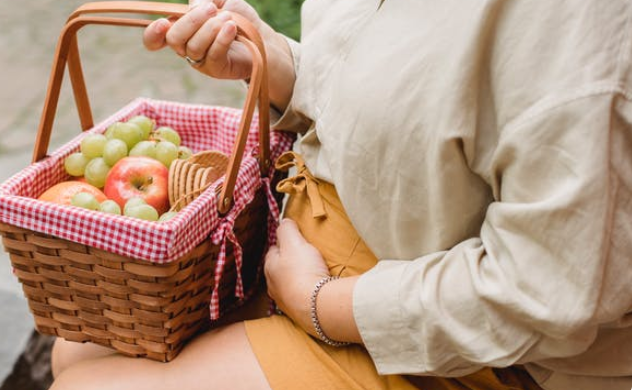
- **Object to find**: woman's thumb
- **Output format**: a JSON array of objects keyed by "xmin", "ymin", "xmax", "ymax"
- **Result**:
[
  {"xmin": 277, "ymin": 219, "xmax": 308, "ymax": 249},
  {"xmin": 143, "ymin": 18, "xmax": 171, "ymax": 51}
]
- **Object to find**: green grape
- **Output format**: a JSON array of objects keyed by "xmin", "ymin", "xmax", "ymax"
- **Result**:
[
  {"xmin": 125, "ymin": 204, "xmax": 159, "ymax": 221},
  {"xmin": 84, "ymin": 158, "xmax": 110, "ymax": 188},
  {"xmin": 64, "ymin": 152, "xmax": 90, "ymax": 177},
  {"xmin": 80, "ymin": 134, "xmax": 108, "ymax": 159},
  {"xmin": 102, "ymin": 139, "xmax": 128, "ymax": 166},
  {"xmin": 124, "ymin": 197, "xmax": 147, "ymax": 214},
  {"xmin": 158, "ymin": 211, "xmax": 178, "ymax": 222},
  {"xmin": 129, "ymin": 140, "xmax": 157, "ymax": 159},
  {"xmin": 71, "ymin": 192, "xmax": 100, "ymax": 210},
  {"xmin": 177, "ymin": 146, "xmax": 193, "ymax": 160},
  {"xmin": 99, "ymin": 200, "xmax": 122, "ymax": 215},
  {"xmin": 110, "ymin": 122, "xmax": 144, "ymax": 149},
  {"xmin": 127, "ymin": 115, "xmax": 154, "ymax": 140},
  {"xmin": 104, "ymin": 123, "xmax": 119, "ymax": 139},
  {"xmin": 153, "ymin": 126, "xmax": 181, "ymax": 146},
  {"xmin": 155, "ymin": 141, "xmax": 179, "ymax": 168}
]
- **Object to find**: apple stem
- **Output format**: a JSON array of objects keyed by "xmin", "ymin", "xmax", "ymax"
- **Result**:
[{"xmin": 140, "ymin": 177, "xmax": 153, "ymax": 191}]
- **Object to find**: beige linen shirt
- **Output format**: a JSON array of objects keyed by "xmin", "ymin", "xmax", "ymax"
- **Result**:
[{"xmin": 273, "ymin": 1, "xmax": 632, "ymax": 389}]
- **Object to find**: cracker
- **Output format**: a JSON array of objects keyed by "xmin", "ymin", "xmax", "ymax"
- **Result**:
[{"xmin": 168, "ymin": 158, "xmax": 182, "ymax": 207}]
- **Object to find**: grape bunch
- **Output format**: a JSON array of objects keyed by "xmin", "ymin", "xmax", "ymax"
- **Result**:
[
  {"xmin": 70, "ymin": 192, "xmax": 177, "ymax": 222},
  {"xmin": 64, "ymin": 115, "xmax": 193, "ymax": 188}
]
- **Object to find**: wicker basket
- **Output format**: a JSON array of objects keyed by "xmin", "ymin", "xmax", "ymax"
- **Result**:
[
  {"xmin": 0, "ymin": 2, "xmax": 287, "ymax": 362},
  {"xmin": 0, "ymin": 189, "xmax": 266, "ymax": 361}
]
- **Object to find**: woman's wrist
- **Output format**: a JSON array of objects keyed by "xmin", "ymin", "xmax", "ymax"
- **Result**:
[
  {"xmin": 311, "ymin": 276, "xmax": 351, "ymax": 346},
  {"xmin": 257, "ymin": 23, "xmax": 296, "ymax": 112},
  {"xmin": 286, "ymin": 275, "xmax": 324, "ymax": 338},
  {"xmin": 318, "ymin": 276, "xmax": 363, "ymax": 344},
  {"xmin": 297, "ymin": 276, "xmax": 363, "ymax": 345}
]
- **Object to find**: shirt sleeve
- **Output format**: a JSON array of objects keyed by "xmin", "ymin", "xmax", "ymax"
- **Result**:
[
  {"xmin": 352, "ymin": 90, "xmax": 632, "ymax": 377},
  {"xmin": 269, "ymin": 35, "xmax": 313, "ymax": 134}
]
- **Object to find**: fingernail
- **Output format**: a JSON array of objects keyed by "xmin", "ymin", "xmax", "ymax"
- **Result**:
[
  {"xmin": 206, "ymin": 3, "xmax": 217, "ymax": 15},
  {"xmin": 154, "ymin": 18, "xmax": 169, "ymax": 33},
  {"xmin": 222, "ymin": 20, "xmax": 237, "ymax": 36}
]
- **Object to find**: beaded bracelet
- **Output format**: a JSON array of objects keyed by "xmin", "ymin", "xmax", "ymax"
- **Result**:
[{"xmin": 310, "ymin": 276, "xmax": 351, "ymax": 347}]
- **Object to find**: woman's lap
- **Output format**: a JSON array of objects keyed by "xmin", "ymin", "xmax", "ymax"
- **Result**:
[
  {"xmin": 49, "ymin": 156, "xmax": 542, "ymax": 390},
  {"xmin": 50, "ymin": 322, "xmax": 271, "ymax": 390},
  {"xmin": 245, "ymin": 314, "xmax": 419, "ymax": 390}
]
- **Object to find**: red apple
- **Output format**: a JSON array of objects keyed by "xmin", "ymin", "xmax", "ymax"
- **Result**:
[{"xmin": 104, "ymin": 156, "xmax": 169, "ymax": 214}]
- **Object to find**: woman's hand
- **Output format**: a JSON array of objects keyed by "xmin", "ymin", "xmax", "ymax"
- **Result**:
[
  {"xmin": 265, "ymin": 219, "xmax": 364, "ymax": 344},
  {"xmin": 142, "ymin": 0, "xmax": 296, "ymax": 111},
  {"xmin": 143, "ymin": 0, "xmax": 259, "ymax": 80},
  {"xmin": 264, "ymin": 219, "xmax": 329, "ymax": 333}
]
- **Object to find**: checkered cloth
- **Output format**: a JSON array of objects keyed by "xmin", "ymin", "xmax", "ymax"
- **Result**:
[{"xmin": 0, "ymin": 98, "xmax": 294, "ymax": 319}]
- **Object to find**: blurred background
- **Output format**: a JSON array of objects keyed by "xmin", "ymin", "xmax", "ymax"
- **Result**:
[{"xmin": 0, "ymin": 0, "xmax": 301, "ymax": 388}]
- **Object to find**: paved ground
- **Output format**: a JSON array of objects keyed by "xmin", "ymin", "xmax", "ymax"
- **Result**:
[{"xmin": 0, "ymin": 0, "xmax": 244, "ymax": 383}]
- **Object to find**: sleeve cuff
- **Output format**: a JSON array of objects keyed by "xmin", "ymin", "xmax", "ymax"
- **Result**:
[
  {"xmin": 283, "ymin": 35, "xmax": 301, "ymax": 76},
  {"xmin": 353, "ymin": 260, "xmax": 426, "ymax": 375}
]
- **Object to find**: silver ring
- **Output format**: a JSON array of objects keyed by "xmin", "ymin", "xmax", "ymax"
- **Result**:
[{"xmin": 185, "ymin": 55, "xmax": 205, "ymax": 67}]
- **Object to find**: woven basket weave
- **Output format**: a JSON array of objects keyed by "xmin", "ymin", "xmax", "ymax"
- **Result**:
[
  {"xmin": 0, "ymin": 2, "xmax": 283, "ymax": 362},
  {"xmin": 0, "ymin": 189, "xmax": 266, "ymax": 361}
]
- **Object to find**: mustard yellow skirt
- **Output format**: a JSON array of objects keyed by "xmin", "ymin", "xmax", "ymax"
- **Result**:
[{"xmin": 244, "ymin": 152, "xmax": 542, "ymax": 390}]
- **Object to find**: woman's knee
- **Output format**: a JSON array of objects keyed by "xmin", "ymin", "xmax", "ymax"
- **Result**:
[
  {"xmin": 49, "ymin": 367, "xmax": 90, "ymax": 390},
  {"xmin": 51, "ymin": 338, "xmax": 115, "ymax": 379},
  {"xmin": 49, "ymin": 323, "xmax": 270, "ymax": 390},
  {"xmin": 51, "ymin": 338, "xmax": 70, "ymax": 379},
  {"xmin": 49, "ymin": 353, "xmax": 168, "ymax": 390}
]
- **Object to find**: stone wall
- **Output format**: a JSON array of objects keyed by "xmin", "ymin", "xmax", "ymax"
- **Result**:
[{"xmin": 1, "ymin": 332, "xmax": 54, "ymax": 390}]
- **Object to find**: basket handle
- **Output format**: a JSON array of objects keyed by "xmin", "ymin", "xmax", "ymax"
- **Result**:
[{"xmin": 33, "ymin": 1, "xmax": 271, "ymax": 215}]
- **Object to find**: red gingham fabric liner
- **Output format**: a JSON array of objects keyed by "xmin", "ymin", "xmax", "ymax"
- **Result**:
[{"xmin": 0, "ymin": 98, "xmax": 294, "ymax": 319}]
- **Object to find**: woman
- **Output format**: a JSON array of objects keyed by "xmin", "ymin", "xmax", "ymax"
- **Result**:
[{"xmin": 50, "ymin": 0, "xmax": 632, "ymax": 389}]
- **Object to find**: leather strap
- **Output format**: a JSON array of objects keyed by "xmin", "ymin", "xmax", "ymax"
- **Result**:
[{"xmin": 32, "ymin": 1, "xmax": 270, "ymax": 215}]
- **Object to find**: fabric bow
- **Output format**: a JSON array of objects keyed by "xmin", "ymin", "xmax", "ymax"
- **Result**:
[{"xmin": 275, "ymin": 151, "xmax": 327, "ymax": 219}]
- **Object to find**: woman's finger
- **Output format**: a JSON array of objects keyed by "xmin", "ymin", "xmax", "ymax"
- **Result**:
[
  {"xmin": 189, "ymin": 0, "xmax": 211, "ymax": 7},
  {"xmin": 210, "ymin": 0, "xmax": 227, "ymax": 8},
  {"xmin": 276, "ymin": 219, "xmax": 308, "ymax": 250},
  {"xmin": 264, "ymin": 245, "xmax": 280, "ymax": 266},
  {"xmin": 192, "ymin": 0, "xmax": 225, "ymax": 10},
  {"xmin": 205, "ymin": 19, "xmax": 238, "ymax": 65},
  {"xmin": 185, "ymin": 12, "xmax": 232, "ymax": 62},
  {"xmin": 166, "ymin": 3, "xmax": 219, "ymax": 57},
  {"xmin": 143, "ymin": 18, "xmax": 171, "ymax": 51},
  {"xmin": 263, "ymin": 245, "xmax": 280, "ymax": 287}
]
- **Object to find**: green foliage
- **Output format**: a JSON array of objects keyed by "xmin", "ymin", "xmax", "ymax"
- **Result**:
[
  {"xmin": 154, "ymin": 0, "xmax": 302, "ymax": 40},
  {"xmin": 249, "ymin": 0, "xmax": 302, "ymax": 41}
]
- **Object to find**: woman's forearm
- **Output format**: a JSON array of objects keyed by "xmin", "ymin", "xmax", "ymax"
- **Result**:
[
  {"xmin": 316, "ymin": 276, "xmax": 364, "ymax": 344},
  {"xmin": 259, "ymin": 24, "xmax": 296, "ymax": 112}
]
